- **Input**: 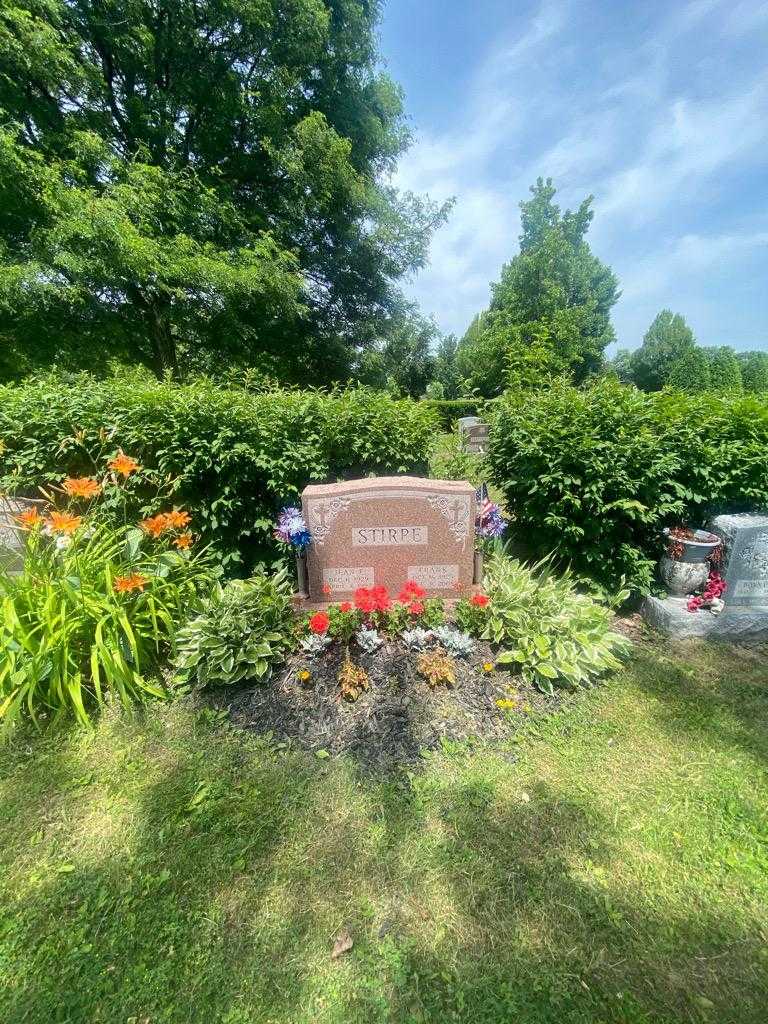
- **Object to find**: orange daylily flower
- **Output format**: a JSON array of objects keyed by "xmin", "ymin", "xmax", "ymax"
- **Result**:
[
  {"xmin": 173, "ymin": 532, "xmax": 192, "ymax": 550},
  {"xmin": 45, "ymin": 511, "xmax": 82, "ymax": 535},
  {"xmin": 113, "ymin": 573, "xmax": 149, "ymax": 593},
  {"xmin": 62, "ymin": 476, "xmax": 101, "ymax": 500},
  {"xmin": 163, "ymin": 509, "xmax": 191, "ymax": 529},
  {"xmin": 108, "ymin": 452, "xmax": 141, "ymax": 476},
  {"xmin": 139, "ymin": 514, "xmax": 168, "ymax": 538},
  {"xmin": 14, "ymin": 506, "xmax": 42, "ymax": 529}
]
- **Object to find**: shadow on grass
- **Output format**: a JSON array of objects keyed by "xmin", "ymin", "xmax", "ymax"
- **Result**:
[
  {"xmin": 627, "ymin": 640, "xmax": 768, "ymax": 767},
  {"xmin": 1, "ymin": 703, "xmax": 766, "ymax": 1024}
]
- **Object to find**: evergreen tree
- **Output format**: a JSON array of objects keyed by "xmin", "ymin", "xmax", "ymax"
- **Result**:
[
  {"xmin": 456, "ymin": 179, "xmax": 619, "ymax": 397},
  {"xmin": 705, "ymin": 346, "xmax": 743, "ymax": 393},
  {"xmin": 666, "ymin": 348, "xmax": 712, "ymax": 393},
  {"xmin": 630, "ymin": 310, "xmax": 696, "ymax": 391},
  {"xmin": 738, "ymin": 351, "xmax": 768, "ymax": 394}
]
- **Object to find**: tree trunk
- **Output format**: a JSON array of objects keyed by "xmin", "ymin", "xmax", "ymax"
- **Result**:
[{"xmin": 147, "ymin": 301, "xmax": 178, "ymax": 378}]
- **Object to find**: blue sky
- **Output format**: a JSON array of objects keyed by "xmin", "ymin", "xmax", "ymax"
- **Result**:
[{"xmin": 378, "ymin": 0, "xmax": 768, "ymax": 353}]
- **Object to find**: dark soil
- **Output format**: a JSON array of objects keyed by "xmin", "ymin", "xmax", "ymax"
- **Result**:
[{"xmin": 215, "ymin": 640, "xmax": 564, "ymax": 772}]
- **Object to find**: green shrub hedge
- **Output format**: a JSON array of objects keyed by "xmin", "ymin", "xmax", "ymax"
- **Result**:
[
  {"xmin": 422, "ymin": 399, "xmax": 484, "ymax": 430},
  {"xmin": 0, "ymin": 375, "xmax": 438, "ymax": 568},
  {"xmin": 487, "ymin": 378, "xmax": 768, "ymax": 592}
]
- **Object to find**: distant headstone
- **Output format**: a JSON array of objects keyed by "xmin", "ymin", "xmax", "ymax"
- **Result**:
[
  {"xmin": 0, "ymin": 497, "xmax": 37, "ymax": 572},
  {"xmin": 458, "ymin": 417, "xmax": 490, "ymax": 454},
  {"xmin": 641, "ymin": 511, "xmax": 768, "ymax": 639},
  {"xmin": 708, "ymin": 513, "xmax": 768, "ymax": 607},
  {"xmin": 301, "ymin": 476, "xmax": 476, "ymax": 602}
]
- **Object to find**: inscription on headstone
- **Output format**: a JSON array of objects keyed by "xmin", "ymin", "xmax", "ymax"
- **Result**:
[
  {"xmin": 302, "ymin": 476, "xmax": 476, "ymax": 601},
  {"xmin": 709, "ymin": 513, "xmax": 768, "ymax": 607}
]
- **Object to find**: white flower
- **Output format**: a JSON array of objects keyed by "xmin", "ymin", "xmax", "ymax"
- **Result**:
[
  {"xmin": 401, "ymin": 628, "xmax": 432, "ymax": 650},
  {"xmin": 709, "ymin": 597, "xmax": 725, "ymax": 615},
  {"xmin": 432, "ymin": 626, "xmax": 474, "ymax": 656},
  {"xmin": 356, "ymin": 627, "xmax": 383, "ymax": 654},
  {"xmin": 55, "ymin": 535, "xmax": 72, "ymax": 551},
  {"xmin": 301, "ymin": 634, "xmax": 332, "ymax": 656}
]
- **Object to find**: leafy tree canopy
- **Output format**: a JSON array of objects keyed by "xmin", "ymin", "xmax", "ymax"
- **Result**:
[
  {"xmin": 0, "ymin": 0, "xmax": 447, "ymax": 379},
  {"xmin": 456, "ymin": 179, "xmax": 620, "ymax": 396},
  {"xmin": 630, "ymin": 310, "xmax": 696, "ymax": 391},
  {"xmin": 353, "ymin": 299, "xmax": 437, "ymax": 398}
]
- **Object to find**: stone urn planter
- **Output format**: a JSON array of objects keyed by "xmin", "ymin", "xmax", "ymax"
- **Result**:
[{"xmin": 659, "ymin": 527, "xmax": 722, "ymax": 597}]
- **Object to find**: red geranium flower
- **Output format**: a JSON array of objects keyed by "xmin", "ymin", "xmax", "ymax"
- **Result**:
[
  {"xmin": 309, "ymin": 611, "xmax": 330, "ymax": 634},
  {"xmin": 339, "ymin": 601, "xmax": 353, "ymax": 613},
  {"xmin": 400, "ymin": 579, "xmax": 426, "ymax": 600},
  {"xmin": 354, "ymin": 588, "xmax": 375, "ymax": 613},
  {"xmin": 471, "ymin": 593, "xmax": 490, "ymax": 607},
  {"xmin": 409, "ymin": 601, "xmax": 424, "ymax": 615}
]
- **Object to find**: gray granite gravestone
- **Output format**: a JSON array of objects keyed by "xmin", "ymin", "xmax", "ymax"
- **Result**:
[
  {"xmin": 641, "ymin": 512, "xmax": 768, "ymax": 639},
  {"xmin": 708, "ymin": 513, "xmax": 768, "ymax": 607},
  {"xmin": 458, "ymin": 417, "xmax": 490, "ymax": 454}
]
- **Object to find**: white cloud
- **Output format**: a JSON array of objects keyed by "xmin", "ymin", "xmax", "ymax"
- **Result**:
[{"xmin": 391, "ymin": 0, "xmax": 768, "ymax": 344}]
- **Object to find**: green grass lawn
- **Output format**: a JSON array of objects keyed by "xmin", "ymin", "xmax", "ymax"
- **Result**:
[{"xmin": 1, "ymin": 640, "xmax": 767, "ymax": 1024}]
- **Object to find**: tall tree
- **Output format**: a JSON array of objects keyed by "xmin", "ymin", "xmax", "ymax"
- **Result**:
[
  {"xmin": 666, "ymin": 348, "xmax": 711, "ymax": 393},
  {"xmin": 738, "ymin": 351, "xmax": 768, "ymax": 394},
  {"xmin": 606, "ymin": 348, "xmax": 635, "ymax": 384},
  {"xmin": 433, "ymin": 333, "xmax": 460, "ymax": 399},
  {"xmin": 457, "ymin": 179, "xmax": 619, "ymax": 396},
  {"xmin": 353, "ymin": 300, "xmax": 437, "ymax": 398},
  {"xmin": 705, "ymin": 346, "xmax": 743, "ymax": 393},
  {"xmin": 630, "ymin": 310, "xmax": 696, "ymax": 391},
  {"xmin": 0, "ymin": 1, "xmax": 447, "ymax": 379}
]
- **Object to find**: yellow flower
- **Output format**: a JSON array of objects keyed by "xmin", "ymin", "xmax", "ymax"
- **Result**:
[
  {"xmin": 482, "ymin": 662, "xmax": 494, "ymax": 673},
  {"xmin": 298, "ymin": 670, "xmax": 311, "ymax": 683}
]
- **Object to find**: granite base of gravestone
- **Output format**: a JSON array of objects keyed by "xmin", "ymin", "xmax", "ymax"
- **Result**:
[
  {"xmin": 641, "ymin": 512, "xmax": 768, "ymax": 640},
  {"xmin": 296, "ymin": 476, "xmax": 480, "ymax": 608}
]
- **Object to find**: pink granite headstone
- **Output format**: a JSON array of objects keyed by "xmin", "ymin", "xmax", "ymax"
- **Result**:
[{"xmin": 301, "ymin": 476, "xmax": 477, "ymax": 601}]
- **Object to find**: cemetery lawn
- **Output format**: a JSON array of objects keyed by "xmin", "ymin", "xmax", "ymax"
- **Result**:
[{"xmin": 1, "ymin": 642, "xmax": 766, "ymax": 1024}]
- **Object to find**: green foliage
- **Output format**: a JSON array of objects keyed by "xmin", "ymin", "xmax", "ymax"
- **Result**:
[
  {"xmin": 422, "ymin": 399, "xmax": 483, "ymax": 430},
  {"xmin": 738, "ymin": 351, "xmax": 768, "ymax": 394},
  {"xmin": 666, "ymin": 347, "xmax": 712, "ymax": 393},
  {"xmin": 630, "ymin": 310, "xmax": 696, "ymax": 391},
  {"xmin": 704, "ymin": 346, "xmax": 743, "ymax": 393},
  {"xmin": 0, "ymin": 519, "xmax": 213, "ymax": 730},
  {"xmin": 457, "ymin": 179, "xmax": 619, "ymax": 397},
  {"xmin": 0, "ymin": 1, "xmax": 447, "ymax": 380},
  {"xmin": 429, "ymin": 429, "xmax": 487, "ymax": 488},
  {"xmin": 175, "ymin": 571, "xmax": 294, "ymax": 688},
  {"xmin": 483, "ymin": 553, "xmax": 630, "ymax": 694},
  {"xmin": 433, "ymin": 333, "xmax": 461, "ymax": 399},
  {"xmin": 0, "ymin": 375, "xmax": 439, "ymax": 569},
  {"xmin": 487, "ymin": 377, "xmax": 768, "ymax": 591}
]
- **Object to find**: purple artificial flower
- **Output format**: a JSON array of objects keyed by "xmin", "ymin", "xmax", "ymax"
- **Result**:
[{"xmin": 274, "ymin": 506, "xmax": 311, "ymax": 550}]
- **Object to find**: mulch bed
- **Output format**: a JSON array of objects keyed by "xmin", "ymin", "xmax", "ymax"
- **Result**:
[{"xmin": 214, "ymin": 639, "xmax": 565, "ymax": 772}]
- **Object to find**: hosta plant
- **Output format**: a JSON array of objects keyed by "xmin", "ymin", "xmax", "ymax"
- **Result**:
[
  {"xmin": 175, "ymin": 569, "xmax": 294, "ymax": 688},
  {"xmin": 484, "ymin": 552, "xmax": 630, "ymax": 694}
]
